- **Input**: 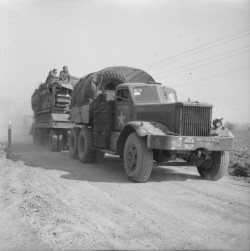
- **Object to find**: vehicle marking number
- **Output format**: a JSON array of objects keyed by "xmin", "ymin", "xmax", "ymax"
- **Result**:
[
  {"xmin": 184, "ymin": 138, "xmax": 195, "ymax": 149},
  {"xmin": 172, "ymin": 140, "xmax": 182, "ymax": 147},
  {"xmin": 197, "ymin": 141, "xmax": 214, "ymax": 148}
]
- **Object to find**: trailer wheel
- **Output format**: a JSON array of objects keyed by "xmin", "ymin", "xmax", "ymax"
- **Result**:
[
  {"xmin": 32, "ymin": 130, "xmax": 37, "ymax": 144},
  {"xmin": 197, "ymin": 151, "xmax": 229, "ymax": 181},
  {"xmin": 124, "ymin": 133, "xmax": 153, "ymax": 183},
  {"xmin": 34, "ymin": 129, "xmax": 43, "ymax": 146},
  {"xmin": 49, "ymin": 130, "xmax": 58, "ymax": 152},
  {"xmin": 57, "ymin": 134, "xmax": 64, "ymax": 152},
  {"xmin": 69, "ymin": 127, "xmax": 80, "ymax": 159},
  {"xmin": 78, "ymin": 127, "xmax": 95, "ymax": 163}
]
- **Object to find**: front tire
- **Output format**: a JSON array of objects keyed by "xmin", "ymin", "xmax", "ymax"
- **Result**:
[
  {"xmin": 197, "ymin": 151, "xmax": 229, "ymax": 181},
  {"xmin": 124, "ymin": 133, "xmax": 153, "ymax": 183}
]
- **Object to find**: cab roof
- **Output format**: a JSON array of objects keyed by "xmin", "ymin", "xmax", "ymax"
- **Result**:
[{"xmin": 117, "ymin": 82, "xmax": 175, "ymax": 91}]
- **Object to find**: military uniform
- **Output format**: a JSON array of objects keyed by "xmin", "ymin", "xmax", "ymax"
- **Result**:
[
  {"xmin": 46, "ymin": 70, "xmax": 59, "ymax": 83},
  {"xmin": 59, "ymin": 70, "xmax": 70, "ymax": 82}
]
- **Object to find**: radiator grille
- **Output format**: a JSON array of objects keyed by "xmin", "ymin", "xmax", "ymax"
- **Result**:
[{"xmin": 181, "ymin": 106, "xmax": 212, "ymax": 136}]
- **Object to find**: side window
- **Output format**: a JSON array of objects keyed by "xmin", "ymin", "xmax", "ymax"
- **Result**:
[
  {"xmin": 161, "ymin": 87, "xmax": 177, "ymax": 103},
  {"xmin": 116, "ymin": 89, "xmax": 130, "ymax": 102}
]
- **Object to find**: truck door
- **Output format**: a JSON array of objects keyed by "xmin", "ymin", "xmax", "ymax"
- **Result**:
[{"xmin": 114, "ymin": 88, "xmax": 132, "ymax": 131}]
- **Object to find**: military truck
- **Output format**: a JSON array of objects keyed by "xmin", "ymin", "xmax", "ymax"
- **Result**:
[
  {"xmin": 31, "ymin": 76, "xmax": 79, "ymax": 151},
  {"xmin": 68, "ymin": 66, "xmax": 234, "ymax": 183}
]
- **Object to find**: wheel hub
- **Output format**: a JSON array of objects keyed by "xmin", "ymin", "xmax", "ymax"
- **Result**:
[
  {"xmin": 127, "ymin": 144, "xmax": 137, "ymax": 171},
  {"xmin": 201, "ymin": 155, "xmax": 213, "ymax": 169}
]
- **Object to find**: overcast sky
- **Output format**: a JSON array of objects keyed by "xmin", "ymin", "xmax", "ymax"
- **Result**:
[{"xmin": 0, "ymin": 0, "xmax": 249, "ymax": 137}]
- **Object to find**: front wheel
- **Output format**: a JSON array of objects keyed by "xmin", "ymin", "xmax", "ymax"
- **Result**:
[
  {"xmin": 197, "ymin": 151, "xmax": 229, "ymax": 181},
  {"xmin": 124, "ymin": 133, "xmax": 153, "ymax": 183}
]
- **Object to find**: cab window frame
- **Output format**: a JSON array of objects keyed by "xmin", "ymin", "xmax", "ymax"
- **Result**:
[{"xmin": 116, "ymin": 88, "xmax": 131, "ymax": 103}]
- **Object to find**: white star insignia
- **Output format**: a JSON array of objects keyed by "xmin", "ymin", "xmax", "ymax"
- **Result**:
[{"xmin": 118, "ymin": 110, "xmax": 126, "ymax": 127}]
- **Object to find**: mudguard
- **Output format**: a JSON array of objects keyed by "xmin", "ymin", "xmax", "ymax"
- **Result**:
[{"xmin": 116, "ymin": 121, "xmax": 170, "ymax": 155}]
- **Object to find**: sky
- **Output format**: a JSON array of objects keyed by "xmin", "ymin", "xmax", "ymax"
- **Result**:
[{"xmin": 0, "ymin": 0, "xmax": 250, "ymax": 138}]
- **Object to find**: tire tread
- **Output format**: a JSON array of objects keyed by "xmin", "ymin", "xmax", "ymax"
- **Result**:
[
  {"xmin": 69, "ymin": 127, "xmax": 80, "ymax": 159},
  {"xmin": 78, "ymin": 126, "xmax": 95, "ymax": 163},
  {"xmin": 124, "ymin": 133, "xmax": 153, "ymax": 183},
  {"xmin": 197, "ymin": 151, "xmax": 229, "ymax": 181}
]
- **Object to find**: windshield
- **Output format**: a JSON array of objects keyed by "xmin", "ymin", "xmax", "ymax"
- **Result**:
[{"xmin": 133, "ymin": 86, "xmax": 160, "ymax": 103}]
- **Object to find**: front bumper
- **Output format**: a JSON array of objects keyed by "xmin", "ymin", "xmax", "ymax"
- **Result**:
[{"xmin": 147, "ymin": 135, "xmax": 234, "ymax": 151}]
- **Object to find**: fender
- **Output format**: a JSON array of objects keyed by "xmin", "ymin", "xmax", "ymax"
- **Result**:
[
  {"xmin": 116, "ymin": 121, "xmax": 170, "ymax": 155},
  {"xmin": 211, "ymin": 127, "xmax": 234, "ymax": 138}
]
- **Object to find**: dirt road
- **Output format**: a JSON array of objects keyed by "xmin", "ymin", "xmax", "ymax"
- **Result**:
[{"xmin": 0, "ymin": 138, "xmax": 250, "ymax": 250}]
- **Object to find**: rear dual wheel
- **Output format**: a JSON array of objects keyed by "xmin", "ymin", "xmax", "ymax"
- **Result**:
[
  {"xmin": 78, "ymin": 127, "xmax": 95, "ymax": 163},
  {"xmin": 69, "ymin": 126, "xmax": 104, "ymax": 163},
  {"xmin": 78, "ymin": 127, "xmax": 105, "ymax": 163},
  {"xmin": 69, "ymin": 127, "xmax": 81, "ymax": 158}
]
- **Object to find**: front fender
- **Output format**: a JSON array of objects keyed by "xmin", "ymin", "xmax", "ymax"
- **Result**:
[
  {"xmin": 126, "ymin": 121, "xmax": 170, "ymax": 137},
  {"xmin": 116, "ymin": 121, "xmax": 170, "ymax": 155},
  {"xmin": 211, "ymin": 127, "xmax": 234, "ymax": 138}
]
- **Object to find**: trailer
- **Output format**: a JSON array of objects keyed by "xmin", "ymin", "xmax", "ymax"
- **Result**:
[{"xmin": 31, "ymin": 77, "xmax": 78, "ymax": 151}]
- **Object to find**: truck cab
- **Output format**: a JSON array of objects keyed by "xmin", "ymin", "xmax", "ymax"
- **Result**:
[{"xmin": 114, "ymin": 83, "xmax": 177, "ymax": 131}]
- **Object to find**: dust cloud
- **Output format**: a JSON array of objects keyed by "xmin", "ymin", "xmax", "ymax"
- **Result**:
[{"xmin": 0, "ymin": 95, "xmax": 33, "ymax": 144}]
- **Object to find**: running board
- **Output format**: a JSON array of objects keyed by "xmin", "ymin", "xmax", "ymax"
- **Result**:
[
  {"xmin": 156, "ymin": 161, "xmax": 187, "ymax": 166},
  {"xmin": 93, "ymin": 147, "xmax": 116, "ymax": 155}
]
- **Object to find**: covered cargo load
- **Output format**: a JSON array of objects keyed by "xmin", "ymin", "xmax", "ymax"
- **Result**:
[{"xmin": 71, "ymin": 66, "xmax": 155, "ymax": 107}]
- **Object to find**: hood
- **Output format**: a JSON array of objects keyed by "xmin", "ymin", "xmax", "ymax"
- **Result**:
[
  {"xmin": 178, "ymin": 101, "xmax": 213, "ymax": 108},
  {"xmin": 134, "ymin": 102, "xmax": 212, "ymax": 135}
]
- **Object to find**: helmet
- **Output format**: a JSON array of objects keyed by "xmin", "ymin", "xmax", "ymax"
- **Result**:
[{"xmin": 213, "ymin": 118, "xmax": 223, "ymax": 128}]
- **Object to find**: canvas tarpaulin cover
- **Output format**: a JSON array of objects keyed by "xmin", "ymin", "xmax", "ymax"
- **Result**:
[{"xmin": 71, "ymin": 66, "xmax": 155, "ymax": 107}]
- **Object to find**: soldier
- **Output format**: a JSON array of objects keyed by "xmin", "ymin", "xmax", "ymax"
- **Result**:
[
  {"xmin": 213, "ymin": 118, "xmax": 224, "ymax": 129},
  {"xmin": 59, "ymin": 66, "xmax": 71, "ymax": 82},
  {"xmin": 46, "ymin": 68, "xmax": 59, "ymax": 84}
]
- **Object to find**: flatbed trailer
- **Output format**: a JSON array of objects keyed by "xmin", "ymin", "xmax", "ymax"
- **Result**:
[{"xmin": 31, "ymin": 113, "xmax": 75, "ymax": 152}]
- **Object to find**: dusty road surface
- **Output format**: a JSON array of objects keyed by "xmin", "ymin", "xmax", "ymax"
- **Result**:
[{"xmin": 0, "ymin": 138, "xmax": 250, "ymax": 250}]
